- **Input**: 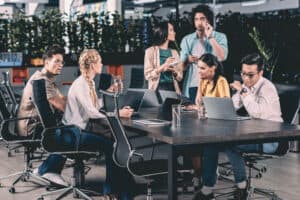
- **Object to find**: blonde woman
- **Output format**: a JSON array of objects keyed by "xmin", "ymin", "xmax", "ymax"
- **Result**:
[{"xmin": 62, "ymin": 49, "xmax": 134, "ymax": 199}]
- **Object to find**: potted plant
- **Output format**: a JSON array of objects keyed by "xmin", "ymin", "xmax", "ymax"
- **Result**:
[{"xmin": 249, "ymin": 26, "xmax": 278, "ymax": 80}]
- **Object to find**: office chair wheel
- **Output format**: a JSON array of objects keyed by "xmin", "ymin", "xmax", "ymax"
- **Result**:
[
  {"xmin": 8, "ymin": 151, "xmax": 12, "ymax": 157},
  {"xmin": 255, "ymin": 173, "xmax": 262, "ymax": 179},
  {"xmin": 9, "ymin": 187, "xmax": 15, "ymax": 193},
  {"xmin": 37, "ymin": 197, "xmax": 44, "ymax": 200},
  {"xmin": 45, "ymin": 186, "xmax": 51, "ymax": 191},
  {"xmin": 260, "ymin": 166, "xmax": 267, "ymax": 173}
]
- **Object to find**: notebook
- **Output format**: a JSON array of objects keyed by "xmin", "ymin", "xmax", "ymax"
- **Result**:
[{"xmin": 202, "ymin": 97, "xmax": 251, "ymax": 121}]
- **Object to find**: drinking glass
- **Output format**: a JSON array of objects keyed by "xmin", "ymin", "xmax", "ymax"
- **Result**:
[
  {"xmin": 172, "ymin": 104, "xmax": 182, "ymax": 127},
  {"xmin": 113, "ymin": 75, "xmax": 123, "ymax": 94}
]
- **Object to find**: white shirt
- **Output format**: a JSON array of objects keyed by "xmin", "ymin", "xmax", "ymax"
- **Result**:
[
  {"xmin": 190, "ymin": 39, "xmax": 206, "ymax": 87},
  {"xmin": 232, "ymin": 77, "xmax": 282, "ymax": 122},
  {"xmin": 232, "ymin": 77, "xmax": 283, "ymax": 153},
  {"xmin": 62, "ymin": 75, "xmax": 105, "ymax": 130}
]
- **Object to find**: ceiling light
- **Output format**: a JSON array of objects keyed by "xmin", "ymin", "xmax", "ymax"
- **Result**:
[{"xmin": 241, "ymin": 0, "xmax": 266, "ymax": 7}]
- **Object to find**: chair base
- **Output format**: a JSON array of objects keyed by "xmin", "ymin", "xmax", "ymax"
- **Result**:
[
  {"xmin": 39, "ymin": 185, "xmax": 100, "ymax": 200},
  {"xmin": 0, "ymin": 170, "xmax": 50, "ymax": 193},
  {"xmin": 247, "ymin": 186, "xmax": 282, "ymax": 200}
]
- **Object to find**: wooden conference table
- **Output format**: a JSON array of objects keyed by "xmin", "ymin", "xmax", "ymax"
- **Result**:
[{"xmin": 119, "ymin": 108, "xmax": 300, "ymax": 200}]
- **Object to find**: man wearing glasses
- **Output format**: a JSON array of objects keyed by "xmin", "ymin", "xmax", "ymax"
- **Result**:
[
  {"xmin": 193, "ymin": 53, "xmax": 282, "ymax": 200},
  {"xmin": 180, "ymin": 4, "xmax": 228, "ymax": 102},
  {"xmin": 17, "ymin": 44, "xmax": 68, "ymax": 186}
]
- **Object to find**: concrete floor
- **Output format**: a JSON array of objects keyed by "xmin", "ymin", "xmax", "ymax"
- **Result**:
[{"xmin": 0, "ymin": 145, "xmax": 299, "ymax": 200}]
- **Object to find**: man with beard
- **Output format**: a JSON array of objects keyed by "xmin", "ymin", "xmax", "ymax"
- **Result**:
[{"xmin": 180, "ymin": 4, "xmax": 228, "ymax": 102}]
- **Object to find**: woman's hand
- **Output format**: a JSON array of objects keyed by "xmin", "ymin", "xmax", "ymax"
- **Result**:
[{"xmin": 119, "ymin": 106, "xmax": 134, "ymax": 118}]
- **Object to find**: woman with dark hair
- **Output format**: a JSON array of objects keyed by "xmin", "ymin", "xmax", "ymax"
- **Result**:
[
  {"xmin": 144, "ymin": 21, "xmax": 183, "ymax": 93},
  {"xmin": 190, "ymin": 53, "xmax": 230, "ymax": 185},
  {"xmin": 195, "ymin": 53, "xmax": 230, "ymax": 104}
]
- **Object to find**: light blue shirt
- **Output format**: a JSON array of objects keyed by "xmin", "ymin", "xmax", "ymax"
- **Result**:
[{"xmin": 180, "ymin": 31, "xmax": 228, "ymax": 97}]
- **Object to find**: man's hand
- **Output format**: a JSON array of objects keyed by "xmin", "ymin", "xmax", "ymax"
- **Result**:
[
  {"xmin": 204, "ymin": 22, "xmax": 213, "ymax": 39},
  {"xmin": 230, "ymin": 80, "xmax": 242, "ymax": 92},
  {"xmin": 119, "ymin": 106, "xmax": 134, "ymax": 118},
  {"xmin": 188, "ymin": 55, "xmax": 198, "ymax": 64}
]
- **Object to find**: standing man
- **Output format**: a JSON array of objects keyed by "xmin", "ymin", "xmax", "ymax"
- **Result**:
[
  {"xmin": 180, "ymin": 4, "xmax": 228, "ymax": 102},
  {"xmin": 17, "ymin": 44, "xmax": 68, "ymax": 186},
  {"xmin": 194, "ymin": 53, "xmax": 283, "ymax": 200}
]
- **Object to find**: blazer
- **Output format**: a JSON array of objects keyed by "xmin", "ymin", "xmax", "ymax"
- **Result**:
[{"xmin": 144, "ymin": 46, "xmax": 183, "ymax": 94}]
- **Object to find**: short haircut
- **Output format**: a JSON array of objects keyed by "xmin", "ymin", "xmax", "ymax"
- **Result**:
[
  {"xmin": 43, "ymin": 44, "xmax": 65, "ymax": 61},
  {"xmin": 240, "ymin": 53, "xmax": 264, "ymax": 71},
  {"xmin": 152, "ymin": 21, "xmax": 171, "ymax": 46},
  {"xmin": 192, "ymin": 4, "xmax": 214, "ymax": 27}
]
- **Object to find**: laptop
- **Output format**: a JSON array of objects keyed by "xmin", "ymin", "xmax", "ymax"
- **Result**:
[
  {"xmin": 119, "ymin": 90, "xmax": 145, "ymax": 115},
  {"xmin": 127, "ymin": 88, "xmax": 160, "ymax": 107},
  {"xmin": 202, "ymin": 97, "xmax": 251, "ymax": 120},
  {"xmin": 102, "ymin": 90, "xmax": 145, "ymax": 115}
]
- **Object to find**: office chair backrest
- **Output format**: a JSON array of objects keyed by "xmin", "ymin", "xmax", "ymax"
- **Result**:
[
  {"xmin": 274, "ymin": 85, "xmax": 300, "ymax": 155},
  {"xmin": 32, "ymin": 79, "xmax": 57, "ymax": 128},
  {"xmin": 0, "ymin": 83, "xmax": 17, "ymax": 117},
  {"xmin": 100, "ymin": 90, "xmax": 132, "ymax": 168},
  {"xmin": 129, "ymin": 68, "xmax": 144, "ymax": 88},
  {"xmin": 0, "ymin": 88, "xmax": 11, "ymax": 120},
  {"xmin": 277, "ymin": 86, "xmax": 300, "ymax": 124},
  {"xmin": 98, "ymin": 73, "xmax": 112, "ymax": 91}
]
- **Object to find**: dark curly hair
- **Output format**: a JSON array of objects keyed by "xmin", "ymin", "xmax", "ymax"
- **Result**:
[{"xmin": 192, "ymin": 4, "xmax": 214, "ymax": 27}]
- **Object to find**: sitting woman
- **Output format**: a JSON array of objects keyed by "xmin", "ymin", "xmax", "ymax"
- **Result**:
[
  {"xmin": 144, "ymin": 21, "xmax": 183, "ymax": 94},
  {"xmin": 190, "ymin": 53, "xmax": 230, "ymax": 186},
  {"xmin": 62, "ymin": 49, "xmax": 134, "ymax": 199}
]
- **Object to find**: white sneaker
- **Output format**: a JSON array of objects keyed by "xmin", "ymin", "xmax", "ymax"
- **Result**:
[
  {"xmin": 42, "ymin": 173, "xmax": 69, "ymax": 187},
  {"xmin": 32, "ymin": 168, "xmax": 39, "ymax": 175}
]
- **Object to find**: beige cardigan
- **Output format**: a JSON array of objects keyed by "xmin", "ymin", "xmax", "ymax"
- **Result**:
[{"xmin": 144, "ymin": 46, "xmax": 183, "ymax": 94}]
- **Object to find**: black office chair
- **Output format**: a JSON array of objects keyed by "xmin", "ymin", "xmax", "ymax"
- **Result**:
[
  {"xmin": 31, "ymin": 79, "xmax": 101, "ymax": 200},
  {"xmin": 218, "ymin": 86, "xmax": 300, "ymax": 200},
  {"xmin": 98, "ymin": 73, "xmax": 112, "ymax": 91},
  {"xmin": 129, "ymin": 68, "xmax": 144, "ymax": 89},
  {"xmin": 99, "ymin": 90, "xmax": 197, "ymax": 199},
  {"xmin": 0, "ymin": 86, "xmax": 49, "ymax": 193}
]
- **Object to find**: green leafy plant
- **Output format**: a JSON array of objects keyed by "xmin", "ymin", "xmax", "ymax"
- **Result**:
[{"xmin": 249, "ymin": 27, "xmax": 278, "ymax": 78}]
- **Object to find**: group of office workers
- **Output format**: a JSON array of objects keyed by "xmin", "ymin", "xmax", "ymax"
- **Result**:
[{"xmin": 15, "ymin": 4, "xmax": 283, "ymax": 200}]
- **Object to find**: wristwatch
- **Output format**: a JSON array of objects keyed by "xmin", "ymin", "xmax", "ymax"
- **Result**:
[{"xmin": 240, "ymin": 87, "xmax": 248, "ymax": 95}]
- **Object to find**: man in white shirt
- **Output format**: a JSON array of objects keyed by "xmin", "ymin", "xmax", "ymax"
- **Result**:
[{"xmin": 193, "ymin": 53, "xmax": 283, "ymax": 200}]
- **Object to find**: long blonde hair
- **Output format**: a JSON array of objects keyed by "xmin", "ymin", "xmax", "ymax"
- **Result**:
[{"xmin": 78, "ymin": 49, "xmax": 101, "ymax": 107}]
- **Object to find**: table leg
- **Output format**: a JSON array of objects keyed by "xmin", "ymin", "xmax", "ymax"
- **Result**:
[{"xmin": 168, "ymin": 145, "xmax": 177, "ymax": 200}]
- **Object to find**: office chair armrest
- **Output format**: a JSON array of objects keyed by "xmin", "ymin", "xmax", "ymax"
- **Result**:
[
  {"xmin": 130, "ymin": 150, "xmax": 144, "ymax": 162},
  {"xmin": 2, "ymin": 115, "xmax": 39, "ymax": 123},
  {"xmin": 99, "ymin": 89, "xmax": 120, "ymax": 98}
]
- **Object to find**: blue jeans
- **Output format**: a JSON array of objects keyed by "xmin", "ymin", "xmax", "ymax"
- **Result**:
[
  {"xmin": 189, "ymin": 87, "xmax": 198, "ymax": 103},
  {"xmin": 202, "ymin": 143, "xmax": 278, "ymax": 187},
  {"xmin": 38, "ymin": 126, "xmax": 134, "ymax": 198}
]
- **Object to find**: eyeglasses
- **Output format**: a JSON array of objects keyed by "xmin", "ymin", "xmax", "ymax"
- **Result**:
[
  {"xmin": 53, "ymin": 59, "xmax": 65, "ymax": 65},
  {"xmin": 240, "ymin": 72, "xmax": 258, "ymax": 79}
]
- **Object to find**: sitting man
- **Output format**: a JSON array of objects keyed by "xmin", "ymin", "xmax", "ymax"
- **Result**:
[
  {"xmin": 17, "ymin": 44, "xmax": 68, "ymax": 186},
  {"xmin": 193, "ymin": 53, "xmax": 283, "ymax": 200}
]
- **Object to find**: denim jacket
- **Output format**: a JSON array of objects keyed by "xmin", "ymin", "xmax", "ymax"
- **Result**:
[{"xmin": 180, "ymin": 31, "xmax": 228, "ymax": 97}]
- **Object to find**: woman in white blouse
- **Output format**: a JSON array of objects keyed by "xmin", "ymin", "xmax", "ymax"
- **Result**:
[{"xmin": 62, "ymin": 49, "xmax": 134, "ymax": 199}]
